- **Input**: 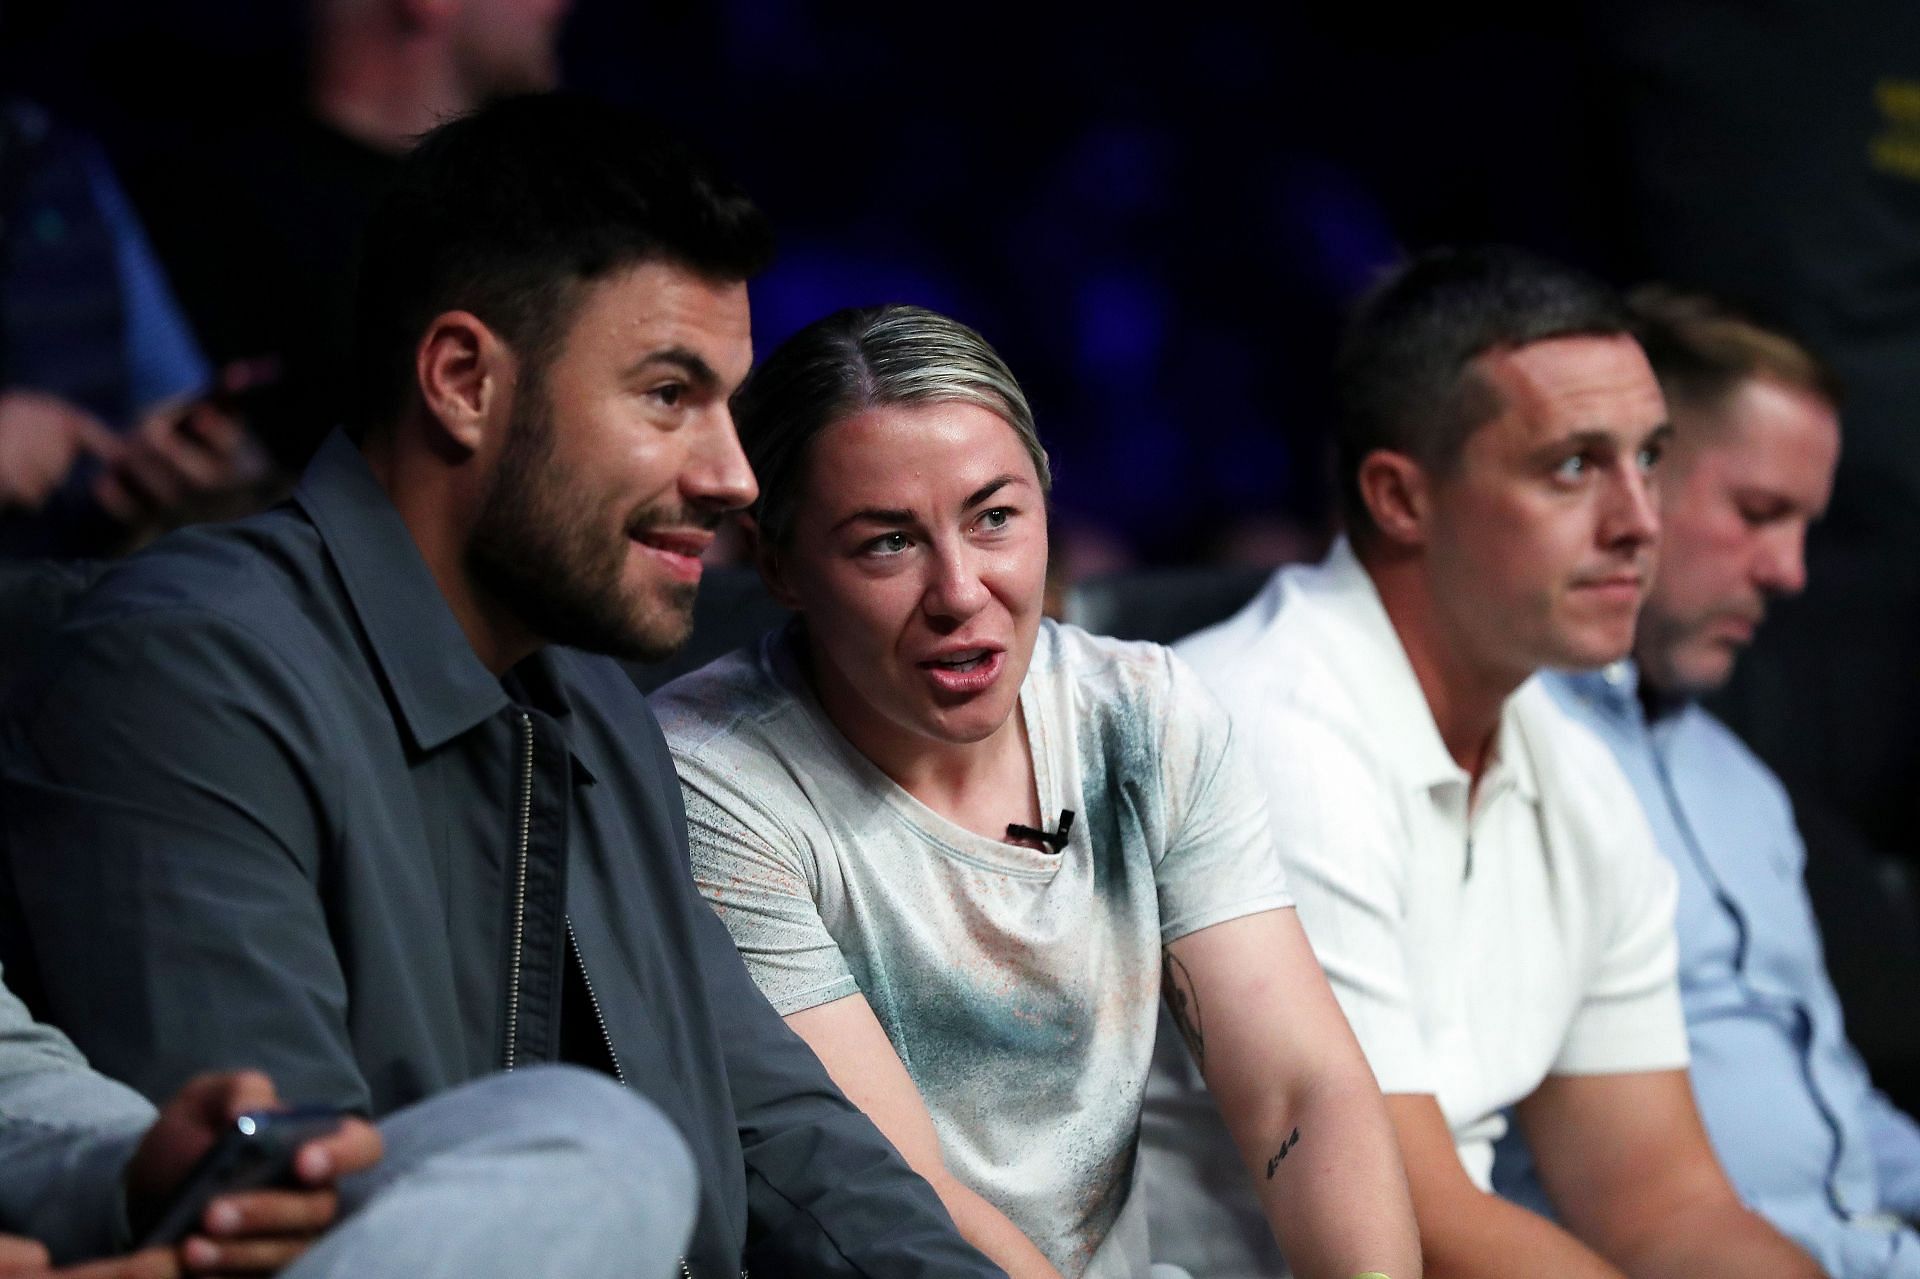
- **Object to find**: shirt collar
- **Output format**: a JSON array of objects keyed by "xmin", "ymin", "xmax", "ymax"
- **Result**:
[
  {"xmin": 1313, "ymin": 538, "xmax": 1541, "ymax": 804},
  {"xmin": 1553, "ymin": 658, "xmax": 1680, "ymax": 732},
  {"xmin": 1489, "ymin": 693, "xmax": 1542, "ymax": 804},
  {"xmin": 1313, "ymin": 539, "xmax": 1471, "ymax": 794},
  {"xmin": 293, "ymin": 431, "xmax": 530, "ymax": 754}
]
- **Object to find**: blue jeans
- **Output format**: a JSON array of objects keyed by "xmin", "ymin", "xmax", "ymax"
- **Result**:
[{"xmin": 284, "ymin": 1066, "xmax": 696, "ymax": 1279}]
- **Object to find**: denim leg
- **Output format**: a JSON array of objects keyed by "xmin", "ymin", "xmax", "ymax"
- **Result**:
[{"xmin": 284, "ymin": 1065, "xmax": 696, "ymax": 1279}]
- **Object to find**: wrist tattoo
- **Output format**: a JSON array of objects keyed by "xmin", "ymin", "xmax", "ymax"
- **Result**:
[
  {"xmin": 1265, "ymin": 1126, "xmax": 1301, "ymax": 1178},
  {"xmin": 1162, "ymin": 951, "xmax": 1204, "ymax": 1070}
]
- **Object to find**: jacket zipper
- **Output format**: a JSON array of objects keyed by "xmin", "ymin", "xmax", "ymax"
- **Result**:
[
  {"xmin": 510, "ymin": 722, "xmax": 740, "ymax": 1279},
  {"xmin": 504, "ymin": 711, "xmax": 534, "ymax": 1071},
  {"xmin": 566, "ymin": 918, "xmax": 625, "ymax": 1086}
]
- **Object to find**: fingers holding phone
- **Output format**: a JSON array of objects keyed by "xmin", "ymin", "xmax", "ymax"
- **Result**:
[
  {"xmin": 176, "ymin": 1116, "xmax": 380, "ymax": 1275},
  {"xmin": 126, "ymin": 1071, "xmax": 381, "ymax": 1276},
  {"xmin": 90, "ymin": 359, "xmax": 281, "ymax": 539}
]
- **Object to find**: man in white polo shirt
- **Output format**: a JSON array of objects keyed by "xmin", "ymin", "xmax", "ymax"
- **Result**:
[{"xmin": 1143, "ymin": 246, "xmax": 1821, "ymax": 1279}]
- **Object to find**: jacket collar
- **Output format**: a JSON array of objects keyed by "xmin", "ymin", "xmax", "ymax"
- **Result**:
[{"xmin": 293, "ymin": 431, "xmax": 576, "ymax": 755}]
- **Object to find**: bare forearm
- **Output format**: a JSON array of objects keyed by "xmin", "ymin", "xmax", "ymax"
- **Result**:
[
  {"xmin": 1600, "ymin": 1197, "xmax": 1822, "ymax": 1279},
  {"xmin": 1249, "ymin": 1078, "xmax": 1422, "ymax": 1279},
  {"xmin": 930, "ymin": 1175, "xmax": 1063, "ymax": 1279},
  {"xmin": 1416, "ymin": 1189, "xmax": 1626, "ymax": 1279}
]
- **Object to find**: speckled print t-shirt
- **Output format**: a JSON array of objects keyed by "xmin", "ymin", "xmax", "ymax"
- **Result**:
[{"xmin": 654, "ymin": 619, "xmax": 1293, "ymax": 1279}]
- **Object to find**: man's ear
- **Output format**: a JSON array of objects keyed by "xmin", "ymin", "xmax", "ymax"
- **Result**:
[
  {"xmin": 1357, "ymin": 449, "xmax": 1434, "ymax": 547},
  {"xmin": 744, "ymin": 516, "xmax": 803, "ymax": 611},
  {"xmin": 415, "ymin": 311, "xmax": 510, "ymax": 457}
]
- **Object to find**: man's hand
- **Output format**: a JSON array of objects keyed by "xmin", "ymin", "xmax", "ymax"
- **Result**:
[
  {"xmin": 92, "ymin": 404, "xmax": 270, "ymax": 535},
  {"xmin": 0, "ymin": 391, "xmax": 118, "ymax": 512},
  {"xmin": 0, "ymin": 1234, "xmax": 176, "ymax": 1278},
  {"xmin": 125, "ymin": 1071, "xmax": 381, "ymax": 1276},
  {"xmin": 92, "ymin": 361, "xmax": 278, "ymax": 539}
]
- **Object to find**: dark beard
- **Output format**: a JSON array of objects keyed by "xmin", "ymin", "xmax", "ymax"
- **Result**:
[{"xmin": 466, "ymin": 386, "xmax": 699, "ymax": 663}]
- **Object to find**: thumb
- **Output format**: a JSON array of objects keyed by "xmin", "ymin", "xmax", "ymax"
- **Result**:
[{"xmin": 210, "ymin": 1070, "xmax": 281, "ymax": 1124}]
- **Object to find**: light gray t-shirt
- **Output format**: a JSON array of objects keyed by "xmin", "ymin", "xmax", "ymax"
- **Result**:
[{"xmin": 655, "ymin": 619, "xmax": 1293, "ymax": 1279}]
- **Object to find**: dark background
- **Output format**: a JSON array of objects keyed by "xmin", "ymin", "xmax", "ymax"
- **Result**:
[{"xmin": 0, "ymin": 0, "xmax": 1637, "ymax": 567}]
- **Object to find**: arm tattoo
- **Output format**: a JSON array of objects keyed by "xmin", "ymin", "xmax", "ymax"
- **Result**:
[
  {"xmin": 1265, "ymin": 1126, "xmax": 1301, "ymax": 1179},
  {"xmin": 1162, "ymin": 950, "xmax": 1204, "ymax": 1071}
]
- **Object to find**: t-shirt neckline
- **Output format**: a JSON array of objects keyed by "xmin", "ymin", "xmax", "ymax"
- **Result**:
[{"xmin": 766, "ymin": 621, "xmax": 1067, "ymax": 880}]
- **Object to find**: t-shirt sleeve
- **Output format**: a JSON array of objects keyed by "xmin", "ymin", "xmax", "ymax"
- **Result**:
[
  {"xmin": 1245, "ymin": 700, "xmax": 1434, "ymax": 1096},
  {"xmin": 1552, "ymin": 747, "xmax": 1690, "ymax": 1076},
  {"xmin": 1150, "ymin": 650, "xmax": 1294, "ymax": 944},
  {"xmin": 677, "ymin": 749, "xmax": 859, "ymax": 1017}
]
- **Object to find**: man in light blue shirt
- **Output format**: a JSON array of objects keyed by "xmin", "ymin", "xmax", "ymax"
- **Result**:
[{"xmin": 1500, "ymin": 287, "xmax": 1920, "ymax": 1276}]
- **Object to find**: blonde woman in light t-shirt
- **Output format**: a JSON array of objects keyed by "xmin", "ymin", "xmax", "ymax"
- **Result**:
[{"xmin": 651, "ymin": 304, "xmax": 1417, "ymax": 1279}]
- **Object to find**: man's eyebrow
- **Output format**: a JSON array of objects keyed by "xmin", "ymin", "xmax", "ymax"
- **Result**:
[
  {"xmin": 1531, "ymin": 423, "xmax": 1669, "ymax": 460},
  {"xmin": 621, "ymin": 346, "xmax": 720, "ymax": 388}
]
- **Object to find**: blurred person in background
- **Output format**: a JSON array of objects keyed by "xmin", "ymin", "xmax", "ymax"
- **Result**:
[
  {"xmin": 0, "ymin": 99, "xmax": 271, "ymax": 556},
  {"xmin": 122, "ymin": 0, "xmax": 570, "ymax": 474},
  {"xmin": 1497, "ymin": 288, "xmax": 1919, "ymax": 1276},
  {"xmin": 1589, "ymin": 0, "xmax": 1920, "ymax": 896}
]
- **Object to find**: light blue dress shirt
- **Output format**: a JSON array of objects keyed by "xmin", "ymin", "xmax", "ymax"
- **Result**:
[{"xmin": 1525, "ymin": 662, "xmax": 1920, "ymax": 1276}]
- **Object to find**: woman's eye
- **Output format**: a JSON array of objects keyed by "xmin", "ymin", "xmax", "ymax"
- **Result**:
[
  {"xmin": 979, "ymin": 507, "xmax": 1013, "ymax": 530},
  {"xmin": 1554, "ymin": 454, "xmax": 1589, "ymax": 481},
  {"xmin": 863, "ymin": 532, "xmax": 911, "ymax": 557}
]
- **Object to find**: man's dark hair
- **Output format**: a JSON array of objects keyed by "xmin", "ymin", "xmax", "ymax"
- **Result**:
[
  {"xmin": 1332, "ymin": 245, "xmax": 1632, "ymax": 540},
  {"xmin": 351, "ymin": 93, "xmax": 773, "ymax": 433}
]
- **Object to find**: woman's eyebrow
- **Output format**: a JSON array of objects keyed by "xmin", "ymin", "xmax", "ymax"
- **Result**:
[{"xmin": 962, "ymin": 475, "xmax": 1025, "ymax": 509}]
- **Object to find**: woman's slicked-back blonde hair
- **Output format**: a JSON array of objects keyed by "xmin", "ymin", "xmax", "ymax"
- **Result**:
[{"xmin": 731, "ymin": 304, "xmax": 1050, "ymax": 546}]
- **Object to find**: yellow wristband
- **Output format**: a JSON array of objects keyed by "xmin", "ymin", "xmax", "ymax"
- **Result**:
[{"xmin": 1352, "ymin": 1273, "xmax": 1393, "ymax": 1279}]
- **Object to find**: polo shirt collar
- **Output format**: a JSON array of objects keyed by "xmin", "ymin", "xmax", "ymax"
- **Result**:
[
  {"xmin": 1315, "ymin": 538, "xmax": 1539, "ymax": 804},
  {"xmin": 1313, "ymin": 539, "xmax": 1466, "ymax": 793},
  {"xmin": 293, "ymin": 431, "xmax": 516, "ymax": 753}
]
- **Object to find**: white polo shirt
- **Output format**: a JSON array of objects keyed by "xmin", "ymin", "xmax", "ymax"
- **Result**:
[{"xmin": 1142, "ymin": 539, "xmax": 1686, "ymax": 1271}]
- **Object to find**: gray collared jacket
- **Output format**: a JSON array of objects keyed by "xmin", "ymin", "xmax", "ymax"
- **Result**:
[
  {"xmin": 0, "ymin": 965, "xmax": 153, "ymax": 1264},
  {"xmin": 0, "ymin": 432, "xmax": 998, "ymax": 1279}
]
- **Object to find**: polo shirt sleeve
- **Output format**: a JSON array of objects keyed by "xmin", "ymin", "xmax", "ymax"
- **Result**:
[
  {"xmin": 1552, "ymin": 744, "xmax": 1690, "ymax": 1076},
  {"xmin": 1243, "ymin": 700, "xmax": 1434, "ymax": 1096},
  {"xmin": 1150, "ymin": 649, "xmax": 1293, "ymax": 944},
  {"xmin": 677, "ymin": 747, "xmax": 858, "ymax": 1017}
]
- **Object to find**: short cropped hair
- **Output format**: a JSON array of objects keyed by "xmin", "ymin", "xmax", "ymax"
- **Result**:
[
  {"xmin": 1627, "ymin": 286, "xmax": 1842, "ymax": 430},
  {"xmin": 731, "ymin": 304, "xmax": 1051, "ymax": 548},
  {"xmin": 352, "ymin": 93, "xmax": 772, "ymax": 432},
  {"xmin": 1333, "ymin": 245, "xmax": 1633, "ymax": 539}
]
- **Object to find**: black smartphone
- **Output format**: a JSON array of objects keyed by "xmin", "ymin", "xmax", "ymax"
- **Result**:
[{"xmin": 135, "ymin": 1105, "xmax": 347, "ymax": 1248}]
